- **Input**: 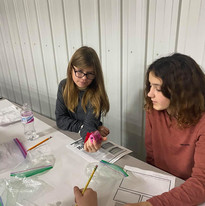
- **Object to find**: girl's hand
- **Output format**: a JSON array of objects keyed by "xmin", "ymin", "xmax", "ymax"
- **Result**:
[
  {"xmin": 98, "ymin": 126, "xmax": 110, "ymax": 137},
  {"xmin": 123, "ymin": 202, "xmax": 152, "ymax": 206},
  {"xmin": 84, "ymin": 136, "xmax": 107, "ymax": 153},
  {"xmin": 74, "ymin": 186, "xmax": 97, "ymax": 206}
]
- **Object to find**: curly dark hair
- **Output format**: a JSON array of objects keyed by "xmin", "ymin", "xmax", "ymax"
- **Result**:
[{"xmin": 145, "ymin": 53, "xmax": 205, "ymax": 127}]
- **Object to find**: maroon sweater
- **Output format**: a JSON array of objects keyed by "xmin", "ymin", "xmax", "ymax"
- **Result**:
[{"xmin": 145, "ymin": 110, "xmax": 205, "ymax": 206}]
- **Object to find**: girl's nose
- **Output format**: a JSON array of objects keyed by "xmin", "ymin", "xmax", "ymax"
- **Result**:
[
  {"xmin": 148, "ymin": 87, "xmax": 154, "ymax": 98},
  {"xmin": 82, "ymin": 75, "xmax": 87, "ymax": 79}
]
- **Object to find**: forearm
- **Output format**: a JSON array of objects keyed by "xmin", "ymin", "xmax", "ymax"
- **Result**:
[
  {"xmin": 80, "ymin": 107, "xmax": 101, "ymax": 140},
  {"xmin": 55, "ymin": 100, "xmax": 83, "ymax": 132},
  {"xmin": 148, "ymin": 176, "xmax": 205, "ymax": 206},
  {"xmin": 56, "ymin": 115, "xmax": 83, "ymax": 132}
]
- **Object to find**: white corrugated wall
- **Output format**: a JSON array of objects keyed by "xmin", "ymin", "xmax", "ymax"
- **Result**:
[{"xmin": 0, "ymin": 0, "xmax": 205, "ymax": 160}]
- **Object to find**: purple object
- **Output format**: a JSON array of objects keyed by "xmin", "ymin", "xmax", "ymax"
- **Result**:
[{"xmin": 14, "ymin": 138, "xmax": 27, "ymax": 158}]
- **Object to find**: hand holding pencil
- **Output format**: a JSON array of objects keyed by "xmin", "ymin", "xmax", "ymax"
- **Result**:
[
  {"xmin": 74, "ymin": 165, "xmax": 98, "ymax": 206},
  {"xmin": 74, "ymin": 186, "xmax": 97, "ymax": 206}
]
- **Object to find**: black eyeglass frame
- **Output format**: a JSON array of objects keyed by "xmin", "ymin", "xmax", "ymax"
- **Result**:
[{"xmin": 72, "ymin": 65, "xmax": 96, "ymax": 80}]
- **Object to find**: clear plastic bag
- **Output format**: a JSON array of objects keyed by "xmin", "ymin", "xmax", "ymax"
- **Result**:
[
  {"xmin": 10, "ymin": 146, "xmax": 55, "ymax": 178},
  {"xmin": 0, "ymin": 196, "xmax": 4, "ymax": 206},
  {"xmin": 0, "ymin": 177, "xmax": 52, "ymax": 206},
  {"xmin": 85, "ymin": 161, "xmax": 127, "ymax": 206},
  {"xmin": 0, "ymin": 138, "xmax": 27, "ymax": 174},
  {"xmin": 85, "ymin": 161, "xmax": 127, "ymax": 183}
]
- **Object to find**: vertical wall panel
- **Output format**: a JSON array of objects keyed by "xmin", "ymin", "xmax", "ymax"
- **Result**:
[
  {"xmin": 63, "ymin": 0, "xmax": 82, "ymax": 58},
  {"xmin": 195, "ymin": 0, "xmax": 205, "ymax": 70},
  {"xmin": 0, "ymin": 79, "xmax": 2, "ymax": 97},
  {"xmin": 100, "ymin": 0, "xmax": 121, "ymax": 144},
  {"xmin": 13, "ymin": 0, "xmax": 40, "ymax": 112},
  {"xmin": 202, "ymin": 46, "xmax": 205, "ymax": 72},
  {"xmin": 122, "ymin": 0, "xmax": 147, "ymax": 159},
  {"xmin": 23, "ymin": 0, "xmax": 51, "ymax": 117},
  {"xmin": 48, "ymin": 0, "xmax": 68, "ymax": 82},
  {"xmin": 3, "ymin": 0, "xmax": 31, "ymax": 105},
  {"xmin": 35, "ymin": 0, "xmax": 58, "ymax": 119},
  {"xmin": 0, "ymin": 26, "xmax": 9, "ymax": 99},
  {"xmin": 147, "ymin": 0, "xmax": 180, "ymax": 65},
  {"xmin": 80, "ymin": 0, "xmax": 100, "ymax": 53},
  {"xmin": 177, "ymin": 0, "xmax": 205, "ymax": 67},
  {"xmin": 0, "ymin": 0, "xmax": 22, "ymax": 103}
]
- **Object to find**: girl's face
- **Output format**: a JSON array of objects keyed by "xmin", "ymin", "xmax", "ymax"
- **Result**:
[
  {"xmin": 72, "ymin": 66, "xmax": 95, "ymax": 89},
  {"xmin": 148, "ymin": 71, "xmax": 170, "ymax": 111}
]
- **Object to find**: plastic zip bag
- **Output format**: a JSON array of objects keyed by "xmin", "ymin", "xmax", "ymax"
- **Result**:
[
  {"xmin": 0, "ymin": 177, "xmax": 52, "ymax": 206},
  {"xmin": 0, "ymin": 138, "xmax": 27, "ymax": 173},
  {"xmin": 10, "ymin": 147, "xmax": 55, "ymax": 178},
  {"xmin": 0, "ymin": 196, "xmax": 4, "ymax": 206},
  {"xmin": 85, "ymin": 161, "xmax": 128, "ymax": 182},
  {"xmin": 10, "ymin": 165, "xmax": 53, "ymax": 178},
  {"xmin": 85, "ymin": 161, "xmax": 128, "ymax": 206}
]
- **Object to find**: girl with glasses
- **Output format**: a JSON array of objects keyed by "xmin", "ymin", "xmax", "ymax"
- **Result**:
[{"xmin": 55, "ymin": 46, "xmax": 110, "ymax": 153}]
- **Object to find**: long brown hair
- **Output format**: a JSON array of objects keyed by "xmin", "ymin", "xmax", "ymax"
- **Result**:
[
  {"xmin": 63, "ymin": 46, "xmax": 109, "ymax": 117},
  {"xmin": 145, "ymin": 53, "xmax": 205, "ymax": 127}
]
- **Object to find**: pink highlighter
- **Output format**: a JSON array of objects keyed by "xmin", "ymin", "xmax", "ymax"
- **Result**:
[{"xmin": 89, "ymin": 130, "xmax": 102, "ymax": 143}]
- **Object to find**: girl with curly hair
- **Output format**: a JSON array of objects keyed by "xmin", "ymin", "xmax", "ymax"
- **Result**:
[
  {"xmin": 74, "ymin": 53, "xmax": 205, "ymax": 206},
  {"xmin": 141, "ymin": 53, "xmax": 205, "ymax": 206}
]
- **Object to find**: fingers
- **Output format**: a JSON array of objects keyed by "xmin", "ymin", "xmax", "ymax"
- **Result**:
[
  {"xmin": 84, "ymin": 138, "xmax": 101, "ymax": 153},
  {"xmin": 85, "ymin": 188, "xmax": 97, "ymax": 198},
  {"xmin": 83, "ymin": 128, "xmax": 109, "ymax": 153},
  {"xmin": 101, "ymin": 136, "xmax": 107, "ymax": 142},
  {"xmin": 74, "ymin": 187, "xmax": 98, "ymax": 206},
  {"xmin": 98, "ymin": 126, "xmax": 110, "ymax": 137},
  {"xmin": 74, "ymin": 186, "xmax": 82, "ymax": 198}
]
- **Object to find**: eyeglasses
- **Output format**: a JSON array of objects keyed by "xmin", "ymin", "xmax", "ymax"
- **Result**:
[{"xmin": 72, "ymin": 66, "xmax": 95, "ymax": 80}]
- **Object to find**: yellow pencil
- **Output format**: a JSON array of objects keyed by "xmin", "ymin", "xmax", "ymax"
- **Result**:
[
  {"xmin": 82, "ymin": 165, "xmax": 98, "ymax": 194},
  {"xmin": 75, "ymin": 165, "xmax": 98, "ymax": 206},
  {"xmin": 27, "ymin": 136, "xmax": 52, "ymax": 151}
]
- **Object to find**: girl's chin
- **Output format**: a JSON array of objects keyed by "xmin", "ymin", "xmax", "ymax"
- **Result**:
[
  {"xmin": 77, "ymin": 84, "xmax": 88, "ymax": 90},
  {"xmin": 78, "ymin": 82, "xmax": 87, "ymax": 87},
  {"xmin": 153, "ymin": 104, "xmax": 161, "ymax": 110},
  {"xmin": 153, "ymin": 105, "xmax": 168, "ymax": 111}
]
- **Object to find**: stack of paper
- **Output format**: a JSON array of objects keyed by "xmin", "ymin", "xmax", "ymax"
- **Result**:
[{"xmin": 0, "ymin": 105, "xmax": 21, "ymax": 126}]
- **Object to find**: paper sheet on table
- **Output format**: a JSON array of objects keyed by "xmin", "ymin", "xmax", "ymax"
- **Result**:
[
  {"xmin": 66, "ymin": 138, "xmax": 132, "ymax": 163},
  {"xmin": 0, "ymin": 105, "xmax": 21, "ymax": 126},
  {"xmin": 107, "ymin": 165, "xmax": 176, "ymax": 206}
]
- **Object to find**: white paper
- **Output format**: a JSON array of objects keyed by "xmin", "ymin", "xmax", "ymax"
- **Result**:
[
  {"xmin": 66, "ymin": 138, "xmax": 132, "ymax": 163},
  {"xmin": 0, "ymin": 105, "xmax": 21, "ymax": 126},
  {"xmin": 107, "ymin": 165, "xmax": 176, "ymax": 206}
]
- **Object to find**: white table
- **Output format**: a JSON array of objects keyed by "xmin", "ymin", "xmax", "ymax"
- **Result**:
[{"xmin": 0, "ymin": 99, "xmax": 184, "ymax": 206}]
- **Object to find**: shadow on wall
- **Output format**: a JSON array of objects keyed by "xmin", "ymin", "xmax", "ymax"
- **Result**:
[{"xmin": 123, "ymin": 89, "xmax": 146, "ymax": 161}]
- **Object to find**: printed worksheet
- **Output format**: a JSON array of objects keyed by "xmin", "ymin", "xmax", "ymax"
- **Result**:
[
  {"xmin": 107, "ymin": 165, "xmax": 176, "ymax": 205},
  {"xmin": 67, "ymin": 138, "xmax": 132, "ymax": 163}
]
